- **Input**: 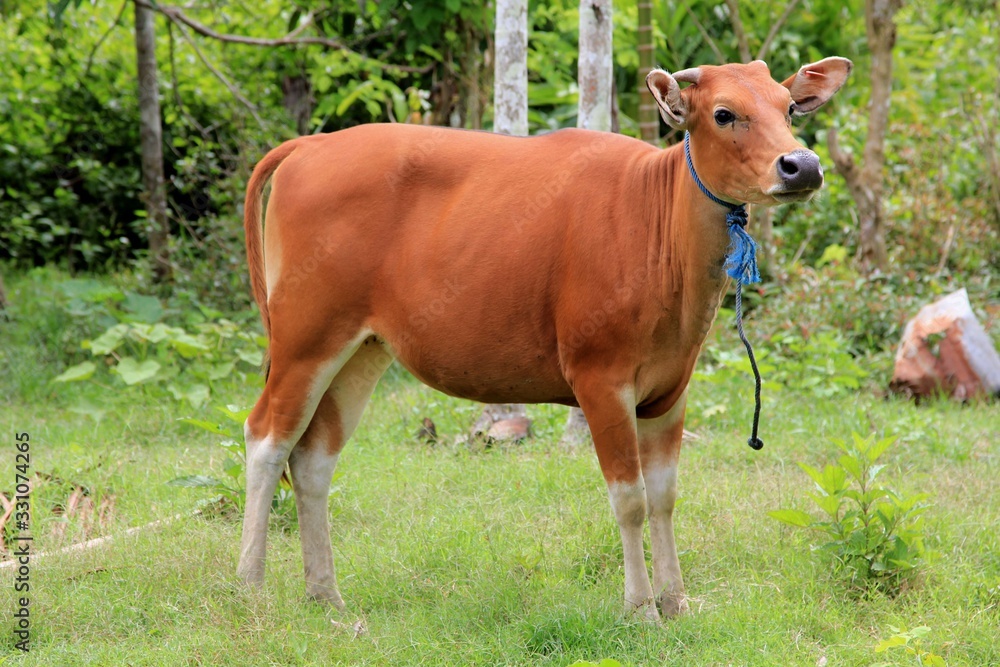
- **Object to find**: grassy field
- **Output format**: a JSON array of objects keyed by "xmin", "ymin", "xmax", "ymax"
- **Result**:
[{"xmin": 1, "ymin": 272, "xmax": 998, "ymax": 666}]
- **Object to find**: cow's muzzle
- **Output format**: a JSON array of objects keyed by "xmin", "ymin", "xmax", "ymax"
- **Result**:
[{"xmin": 774, "ymin": 149, "xmax": 824, "ymax": 196}]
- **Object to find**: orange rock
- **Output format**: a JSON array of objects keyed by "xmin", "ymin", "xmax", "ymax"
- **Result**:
[
  {"xmin": 890, "ymin": 289, "xmax": 1000, "ymax": 400},
  {"xmin": 486, "ymin": 417, "xmax": 532, "ymax": 443}
]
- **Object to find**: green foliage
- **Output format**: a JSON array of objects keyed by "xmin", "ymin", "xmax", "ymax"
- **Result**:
[
  {"xmin": 0, "ymin": 0, "xmax": 283, "ymax": 275},
  {"xmin": 873, "ymin": 626, "xmax": 948, "ymax": 667},
  {"xmin": 53, "ymin": 296, "xmax": 266, "ymax": 409},
  {"xmin": 769, "ymin": 433, "xmax": 930, "ymax": 595},
  {"xmin": 697, "ymin": 315, "xmax": 869, "ymax": 398},
  {"xmin": 0, "ymin": 266, "xmax": 264, "ymax": 406},
  {"xmin": 567, "ymin": 660, "xmax": 624, "ymax": 667},
  {"xmin": 766, "ymin": 329, "xmax": 870, "ymax": 396},
  {"xmin": 750, "ymin": 254, "xmax": 999, "ymax": 367}
]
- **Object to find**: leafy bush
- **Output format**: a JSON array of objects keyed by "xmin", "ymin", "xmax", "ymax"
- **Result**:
[
  {"xmin": 46, "ymin": 277, "xmax": 265, "ymax": 408},
  {"xmin": 55, "ymin": 318, "xmax": 264, "ymax": 408},
  {"xmin": 769, "ymin": 433, "xmax": 930, "ymax": 595},
  {"xmin": 745, "ymin": 257, "xmax": 1000, "ymax": 385},
  {"xmin": 697, "ymin": 313, "xmax": 870, "ymax": 398}
]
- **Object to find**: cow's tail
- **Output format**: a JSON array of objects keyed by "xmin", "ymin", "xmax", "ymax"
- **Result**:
[
  {"xmin": 245, "ymin": 139, "xmax": 302, "ymax": 381},
  {"xmin": 244, "ymin": 140, "xmax": 300, "ymax": 341}
]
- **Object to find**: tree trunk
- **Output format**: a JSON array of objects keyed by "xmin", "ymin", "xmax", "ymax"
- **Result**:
[
  {"xmin": 637, "ymin": 0, "xmax": 657, "ymax": 144},
  {"xmin": 281, "ymin": 74, "xmax": 312, "ymax": 136},
  {"xmin": 458, "ymin": 17, "xmax": 489, "ymax": 131},
  {"xmin": 493, "ymin": 0, "xmax": 527, "ymax": 135},
  {"xmin": 475, "ymin": 0, "xmax": 530, "ymax": 436},
  {"xmin": 724, "ymin": 0, "xmax": 752, "ymax": 63},
  {"xmin": 828, "ymin": 0, "xmax": 900, "ymax": 276},
  {"xmin": 134, "ymin": 0, "xmax": 171, "ymax": 284},
  {"xmin": 563, "ymin": 0, "xmax": 614, "ymax": 447},
  {"xmin": 577, "ymin": 0, "xmax": 613, "ymax": 131}
]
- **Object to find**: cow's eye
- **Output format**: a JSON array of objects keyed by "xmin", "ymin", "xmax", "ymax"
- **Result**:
[
  {"xmin": 788, "ymin": 103, "xmax": 797, "ymax": 118},
  {"xmin": 714, "ymin": 109, "xmax": 735, "ymax": 126}
]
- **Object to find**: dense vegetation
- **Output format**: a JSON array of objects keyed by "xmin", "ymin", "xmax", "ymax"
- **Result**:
[{"xmin": 1, "ymin": 0, "xmax": 997, "ymax": 285}]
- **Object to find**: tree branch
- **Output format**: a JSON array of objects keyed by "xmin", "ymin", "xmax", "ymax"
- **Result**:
[
  {"xmin": 82, "ymin": 0, "xmax": 130, "ymax": 79},
  {"xmin": 756, "ymin": 0, "xmax": 802, "ymax": 61},
  {"xmin": 136, "ymin": 0, "xmax": 433, "ymax": 74},
  {"xmin": 684, "ymin": 5, "xmax": 725, "ymax": 64},
  {"xmin": 170, "ymin": 15, "xmax": 268, "ymax": 130},
  {"xmin": 724, "ymin": 0, "xmax": 752, "ymax": 63},
  {"xmin": 167, "ymin": 21, "xmax": 208, "ymax": 137}
]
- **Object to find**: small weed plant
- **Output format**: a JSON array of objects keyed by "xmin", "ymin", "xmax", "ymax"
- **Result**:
[
  {"xmin": 873, "ymin": 626, "xmax": 947, "ymax": 667},
  {"xmin": 169, "ymin": 405, "xmax": 298, "ymax": 525},
  {"xmin": 769, "ymin": 433, "xmax": 930, "ymax": 594}
]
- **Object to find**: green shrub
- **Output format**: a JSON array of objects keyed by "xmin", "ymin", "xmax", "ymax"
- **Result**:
[
  {"xmin": 697, "ymin": 313, "xmax": 870, "ymax": 398},
  {"xmin": 47, "ymin": 276, "xmax": 265, "ymax": 408},
  {"xmin": 769, "ymin": 433, "xmax": 930, "ymax": 595}
]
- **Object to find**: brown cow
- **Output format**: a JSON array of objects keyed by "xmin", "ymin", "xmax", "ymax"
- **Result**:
[{"xmin": 238, "ymin": 57, "xmax": 852, "ymax": 621}]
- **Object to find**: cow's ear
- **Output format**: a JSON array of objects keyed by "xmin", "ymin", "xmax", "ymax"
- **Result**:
[
  {"xmin": 646, "ymin": 69, "xmax": 694, "ymax": 129},
  {"xmin": 782, "ymin": 57, "xmax": 853, "ymax": 115}
]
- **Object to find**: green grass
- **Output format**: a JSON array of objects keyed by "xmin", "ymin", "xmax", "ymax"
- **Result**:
[{"xmin": 1, "ymin": 272, "xmax": 999, "ymax": 666}]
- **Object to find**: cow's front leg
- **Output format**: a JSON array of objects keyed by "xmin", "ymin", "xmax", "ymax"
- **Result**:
[
  {"xmin": 637, "ymin": 392, "xmax": 688, "ymax": 618},
  {"xmin": 575, "ymin": 381, "xmax": 658, "ymax": 622}
]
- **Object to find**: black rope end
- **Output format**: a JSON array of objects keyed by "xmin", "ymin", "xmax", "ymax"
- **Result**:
[{"xmin": 747, "ymin": 437, "xmax": 764, "ymax": 451}]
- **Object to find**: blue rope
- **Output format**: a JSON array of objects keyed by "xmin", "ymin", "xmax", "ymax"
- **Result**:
[{"xmin": 684, "ymin": 132, "xmax": 764, "ymax": 451}]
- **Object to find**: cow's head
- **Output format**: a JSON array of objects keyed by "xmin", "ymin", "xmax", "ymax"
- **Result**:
[{"xmin": 646, "ymin": 58, "xmax": 852, "ymax": 205}]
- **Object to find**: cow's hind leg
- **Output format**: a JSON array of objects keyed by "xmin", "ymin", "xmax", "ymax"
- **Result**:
[
  {"xmin": 289, "ymin": 336, "xmax": 393, "ymax": 606},
  {"xmin": 237, "ymin": 330, "xmax": 371, "ymax": 589},
  {"xmin": 638, "ymin": 392, "xmax": 688, "ymax": 618}
]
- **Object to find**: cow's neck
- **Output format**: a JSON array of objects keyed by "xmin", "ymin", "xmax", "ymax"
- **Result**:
[{"xmin": 650, "ymin": 142, "xmax": 736, "ymax": 330}]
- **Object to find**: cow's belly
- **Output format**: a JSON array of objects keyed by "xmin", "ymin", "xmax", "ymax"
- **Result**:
[{"xmin": 377, "ymin": 317, "xmax": 575, "ymax": 404}]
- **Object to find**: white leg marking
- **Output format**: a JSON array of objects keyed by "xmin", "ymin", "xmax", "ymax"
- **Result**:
[
  {"xmin": 239, "ymin": 431, "xmax": 285, "ymax": 586},
  {"xmin": 238, "ymin": 330, "xmax": 373, "ymax": 587},
  {"xmin": 644, "ymin": 463, "xmax": 686, "ymax": 616},
  {"xmin": 608, "ymin": 479, "xmax": 658, "ymax": 621},
  {"xmin": 288, "ymin": 339, "xmax": 393, "ymax": 606},
  {"xmin": 637, "ymin": 390, "xmax": 688, "ymax": 617},
  {"xmin": 288, "ymin": 424, "xmax": 344, "ymax": 607}
]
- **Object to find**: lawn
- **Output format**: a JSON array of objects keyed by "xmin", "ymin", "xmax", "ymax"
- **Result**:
[{"xmin": 1, "ymin": 273, "xmax": 998, "ymax": 666}]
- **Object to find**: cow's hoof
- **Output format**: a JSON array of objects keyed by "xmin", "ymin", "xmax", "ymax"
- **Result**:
[
  {"xmin": 236, "ymin": 564, "xmax": 265, "ymax": 589},
  {"xmin": 624, "ymin": 597, "xmax": 661, "ymax": 624},
  {"xmin": 659, "ymin": 593, "xmax": 689, "ymax": 619},
  {"xmin": 307, "ymin": 586, "xmax": 347, "ymax": 611}
]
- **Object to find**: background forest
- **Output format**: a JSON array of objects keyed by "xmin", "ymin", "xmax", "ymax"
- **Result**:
[
  {"xmin": 1, "ymin": 1, "xmax": 998, "ymax": 665},
  {"xmin": 2, "ymin": 0, "xmax": 998, "ymax": 284}
]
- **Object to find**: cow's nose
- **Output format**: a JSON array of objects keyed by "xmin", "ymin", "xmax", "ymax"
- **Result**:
[{"xmin": 777, "ymin": 150, "xmax": 823, "ymax": 191}]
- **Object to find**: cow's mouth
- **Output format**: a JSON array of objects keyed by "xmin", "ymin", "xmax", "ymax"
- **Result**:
[{"xmin": 770, "ymin": 189, "xmax": 818, "ymax": 204}]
